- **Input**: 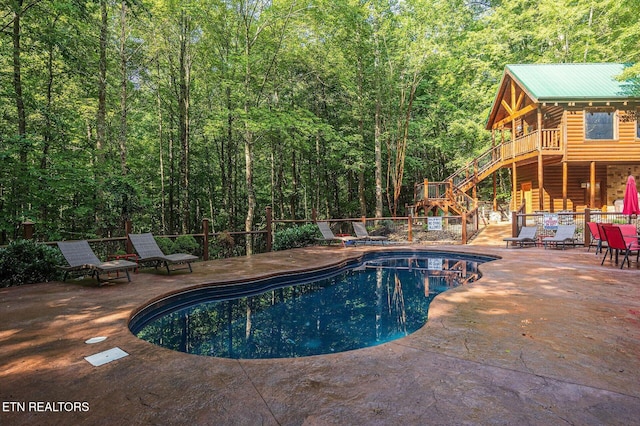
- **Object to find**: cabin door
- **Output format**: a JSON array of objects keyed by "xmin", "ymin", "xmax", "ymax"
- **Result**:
[{"xmin": 521, "ymin": 182, "xmax": 533, "ymax": 213}]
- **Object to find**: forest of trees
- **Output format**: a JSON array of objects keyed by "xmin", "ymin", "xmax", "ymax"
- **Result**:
[{"xmin": 1, "ymin": 0, "xmax": 639, "ymax": 251}]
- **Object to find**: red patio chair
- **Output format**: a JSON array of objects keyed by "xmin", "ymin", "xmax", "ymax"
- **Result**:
[
  {"xmin": 618, "ymin": 224, "xmax": 638, "ymax": 247},
  {"xmin": 597, "ymin": 223, "xmax": 612, "ymax": 262},
  {"xmin": 601, "ymin": 225, "xmax": 640, "ymax": 269},
  {"xmin": 586, "ymin": 222, "xmax": 603, "ymax": 255}
]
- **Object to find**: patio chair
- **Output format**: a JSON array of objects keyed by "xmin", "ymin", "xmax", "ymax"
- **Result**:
[
  {"xmin": 597, "ymin": 223, "xmax": 613, "ymax": 262},
  {"xmin": 586, "ymin": 222, "xmax": 604, "ymax": 254},
  {"xmin": 128, "ymin": 233, "xmax": 198, "ymax": 274},
  {"xmin": 352, "ymin": 222, "xmax": 388, "ymax": 245},
  {"xmin": 503, "ymin": 226, "xmax": 537, "ymax": 248},
  {"xmin": 600, "ymin": 225, "xmax": 640, "ymax": 268},
  {"xmin": 57, "ymin": 240, "xmax": 137, "ymax": 284},
  {"xmin": 316, "ymin": 222, "xmax": 360, "ymax": 247},
  {"xmin": 617, "ymin": 224, "xmax": 638, "ymax": 247},
  {"xmin": 543, "ymin": 225, "xmax": 576, "ymax": 250}
]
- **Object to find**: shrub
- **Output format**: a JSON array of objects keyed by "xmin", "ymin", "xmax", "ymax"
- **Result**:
[
  {"xmin": 0, "ymin": 240, "xmax": 65, "ymax": 287},
  {"xmin": 273, "ymin": 224, "xmax": 320, "ymax": 251},
  {"xmin": 210, "ymin": 231, "xmax": 236, "ymax": 258},
  {"xmin": 173, "ymin": 235, "xmax": 200, "ymax": 256},
  {"xmin": 154, "ymin": 237, "xmax": 174, "ymax": 255}
]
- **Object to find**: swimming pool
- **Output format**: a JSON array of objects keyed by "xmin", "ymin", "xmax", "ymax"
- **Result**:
[{"xmin": 130, "ymin": 250, "xmax": 496, "ymax": 359}]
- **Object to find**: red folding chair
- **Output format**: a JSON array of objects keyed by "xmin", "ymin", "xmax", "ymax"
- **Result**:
[
  {"xmin": 586, "ymin": 222, "xmax": 602, "ymax": 254},
  {"xmin": 601, "ymin": 225, "xmax": 640, "ymax": 269}
]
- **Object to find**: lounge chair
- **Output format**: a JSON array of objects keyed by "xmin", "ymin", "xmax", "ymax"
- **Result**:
[
  {"xmin": 128, "ymin": 233, "xmax": 198, "ymax": 274},
  {"xmin": 316, "ymin": 222, "xmax": 360, "ymax": 247},
  {"xmin": 503, "ymin": 226, "xmax": 537, "ymax": 248},
  {"xmin": 542, "ymin": 225, "xmax": 576, "ymax": 250},
  {"xmin": 600, "ymin": 225, "xmax": 640, "ymax": 268},
  {"xmin": 57, "ymin": 240, "xmax": 137, "ymax": 284},
  {"xmin": 352, "ymin": 222, "xmax": 388, "ymax": 245}
]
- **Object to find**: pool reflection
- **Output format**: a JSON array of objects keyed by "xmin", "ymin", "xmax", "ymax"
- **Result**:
[{"xmin": 135, "ymin": 255, "xmax": 483, "ymax": 359}]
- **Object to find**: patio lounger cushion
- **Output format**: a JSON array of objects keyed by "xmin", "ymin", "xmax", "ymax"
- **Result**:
[
  {"xmin": 57, "ymin": 240, "xmax": 136, "ymax": 284},
  {"xmin": 503, "ymin": 226, "xmax": 537, "ymax": 248},
  {"xmin": 128, "ymin": 233, "xmax": 198, "ymax": 274}
]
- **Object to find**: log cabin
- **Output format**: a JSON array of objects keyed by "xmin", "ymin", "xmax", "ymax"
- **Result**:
[{"xmin": 413, "ymin": 63, "xmax": 640, "ymax": 215}]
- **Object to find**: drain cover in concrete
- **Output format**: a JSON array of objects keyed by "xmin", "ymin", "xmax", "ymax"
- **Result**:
[{"xmin": 84, "ymin": 347, "xmax": 129, "ymax": 366}]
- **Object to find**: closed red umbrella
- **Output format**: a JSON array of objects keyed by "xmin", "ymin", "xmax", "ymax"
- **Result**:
[{"xmin": 622, "ymin": 174, "xmax": 640, "ymax": 215}]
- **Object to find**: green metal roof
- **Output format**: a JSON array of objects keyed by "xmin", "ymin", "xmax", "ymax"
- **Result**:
[{"xmin": 506, "ymin": 63, "xmax": 637, "ymax": 101}]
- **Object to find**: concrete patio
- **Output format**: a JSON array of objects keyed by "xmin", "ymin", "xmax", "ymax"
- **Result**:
[{"xmin": 1, "ymin": 231, "xmax": 639, "ymax": 425}]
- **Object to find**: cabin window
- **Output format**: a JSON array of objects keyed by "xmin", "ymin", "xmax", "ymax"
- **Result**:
[{"xmin": 585, "ymin": 109, "xmax": 615, "ymax": 140}]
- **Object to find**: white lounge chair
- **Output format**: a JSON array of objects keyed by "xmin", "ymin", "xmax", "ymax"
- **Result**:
[
  {"xmin": 352, "ymin": 222, "xmax": 388, "ymax": 245},
  {"xmin": 316, "ymin": 222, "xmax": 360, "ymax": 247},
  {"xmin": 503, "ymin": 226, "xmax": 537, "ymax": 248},
  {"xmin": 543, "ymin": 225, "xmax": 576, "ymax": 250}
]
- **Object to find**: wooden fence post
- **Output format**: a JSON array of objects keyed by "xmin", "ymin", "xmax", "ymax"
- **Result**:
[
  {"xmin": 511, "ymin": 211, "xmax": 518, "ymax": 237},
  {"xmin": 584, "ymin": 208, "xmax": 591, "ymax": 248},
  {"xmin": 125, "ymin": 220, "xmax": 133, "ymax": 253},
  {"xmin": 22, "ymin": 221, "xmax": 34, "ymax": 240},
  {"xmin": 408, "ymin": 215, "xmax": 413, "ymax": 242},
  {"xmin": 265, "ymin": 206, "xmax": 272, "ymax": 252},
  {"xmin": 202, "ymin": 218, "xmax": 210, "ymax": 260}
]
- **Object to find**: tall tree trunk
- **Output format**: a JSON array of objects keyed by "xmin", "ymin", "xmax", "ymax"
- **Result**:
[
  {"xmin": 118, "ymin": 0, "xmax": 128, "ymax": 176},
  {"xmin": 374, "ymin": 29, "xmax": 383, "ymax": 219},
  {"xmin": 12, "ymin": 1, "xmax": 26, "ymax": 151},
  {"xmin": 157, "ymin": 63, "xmax": 167, "ymax": 233},
  {"xmin": 94, "ymin": 0, "xmax": 108, "ymax": 234},
  {"xmin": 178, "ymin": 11, "xmax": 192, "ymax": 233},
  {"xmin": 97, "ymin": 0, "xmax": 107, "ymax": 157},
  {"xmin": 243, "ymin": 31, "xmax": 256, "ymax": 255}
]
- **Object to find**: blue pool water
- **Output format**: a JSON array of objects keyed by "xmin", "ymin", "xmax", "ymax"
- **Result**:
[{"xmin": 130, "ymin": 251, "xmax": 495, "ymax": 359}]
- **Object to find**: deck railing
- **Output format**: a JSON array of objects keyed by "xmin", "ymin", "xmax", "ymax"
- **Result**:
[
  {"xmin": 414, "ymin": 128, "xmax": 562, "ymax": 213},
  {"xmin": 512, "ymin": 209, "xmax": 639, "ymax": 247}
]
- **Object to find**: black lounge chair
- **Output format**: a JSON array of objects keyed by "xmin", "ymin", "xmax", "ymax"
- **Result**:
[
  {"xmin": 57, "ymin": 240, "xmax": 137, "ymax": 284},
  {"xmin": 352, "ymin": 222, "xmax": 388, "ymax": 245},
  {"xmin": 503, "ymin": 226, "xmax": 537, "ymax": 248},
  {"xmin": 128, "ymin": 233, "xmax": 197, "ymax": 274}
]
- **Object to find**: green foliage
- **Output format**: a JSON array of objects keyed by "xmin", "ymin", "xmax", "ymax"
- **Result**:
[
  {"xmin": 153, "ymin": 235, "xmax": 199, "ymax": 255},
  {"xmin": 0, "ymin": 240, "xmax": 65, "ymax": 287},
  {"xmin": 1, "ymin": 0, "xmax": 639, "ymax": 242},
  {"xmin": 173, "ymin": 235, "xmax": 200, "ymax": 256},
  {"xmin": 209, "ymin": 232, "xmax": 238, "ymax": 259},
  {"xmin": 155, "ymin": 237, "xmax": 174, "ymax": 255},
  {"xmin": 273, "ymin": 224, "xmax": 320, "ymax": 251}
]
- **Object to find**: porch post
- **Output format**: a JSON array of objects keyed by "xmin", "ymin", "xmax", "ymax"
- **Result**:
[
  {"xmin": 562, "ymin": 162, "xmax": 568, "ymax": 211},
  {"xmin": 511, "ymin": 162, "xmax": 518, "ymax": 212},
  {"xmin": 589, "ymin": 161, "xmax": 596, "ymax": 208},
  {"xmin": 537, "ymin": 107, "xmax": 544, "ymax": 211},
  {"xmin": 538, "ymin": 154, "xmax": 544, "ymax": 211},
  {"xmin": 492, "ymin": 172, "xmax": 497, "ymax": 211}
]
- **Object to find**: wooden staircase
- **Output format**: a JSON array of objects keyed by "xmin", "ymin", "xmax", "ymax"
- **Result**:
[{"xmin": 412, "ymin": 129, "xmax": 562, "ymax": 215}]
